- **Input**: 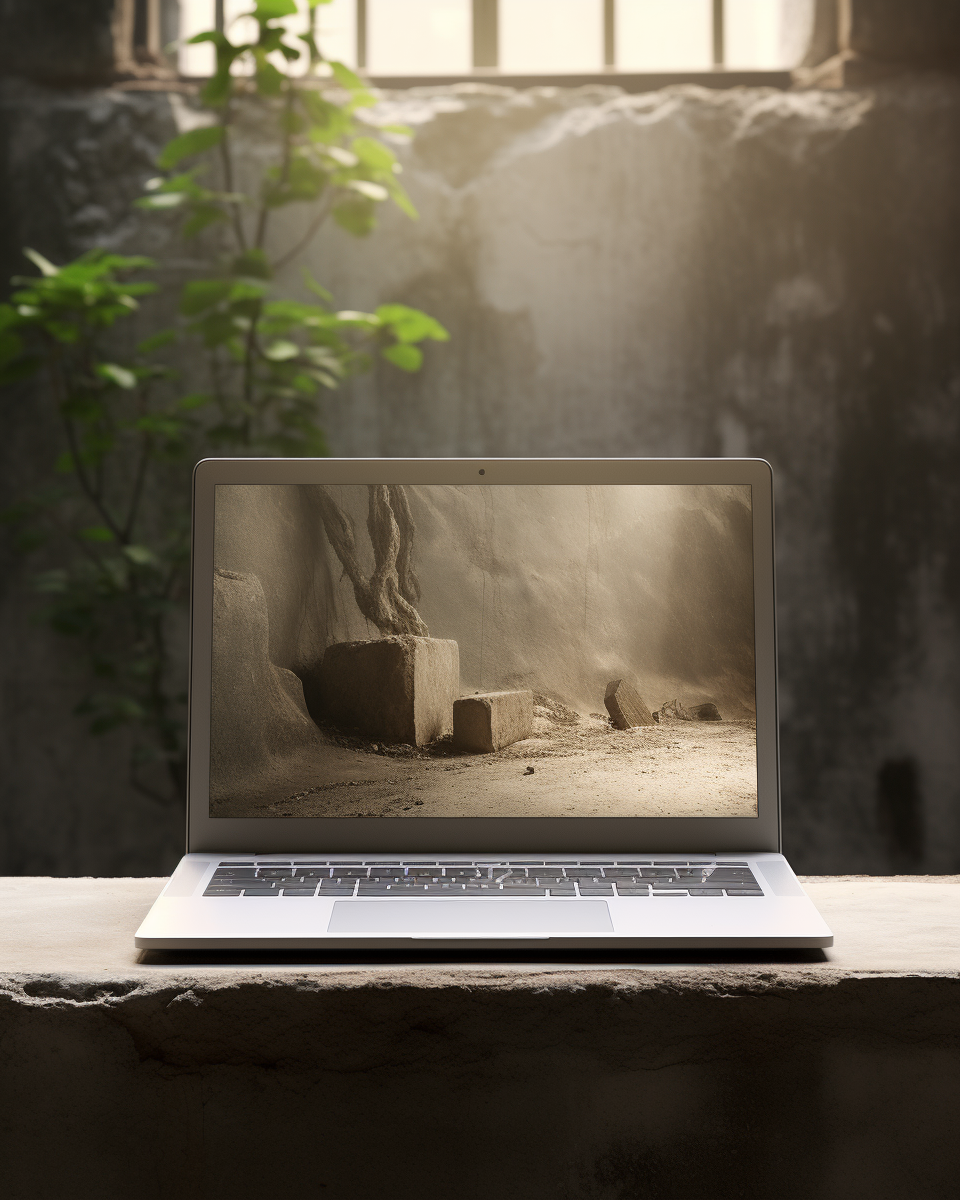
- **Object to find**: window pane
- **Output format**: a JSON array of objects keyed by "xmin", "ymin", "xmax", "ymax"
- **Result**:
[
  {"xmin": 179, "ymin": 1, "xmax": 356, "ymax": 76},
  {"xmin": 616, "ymin": 0, "xmax": 712, "ymax": 71},
  {"xmin": 316, "ymin": 0, "xmax": 358, "ymax": 69},
  {"xmin": 500, "ymin": 0, "xmax": 603, "ymax": 73},
  {"xmin": 725, "ymin": 0, "xmax": 812, "ymax": 69},
  {"xmin": 368, "ymin": 0, "xmax": 471, "ymax": 74},
  {"xmin": 179, "ymin": 0, "xmax": 215, "ymax": 75}
]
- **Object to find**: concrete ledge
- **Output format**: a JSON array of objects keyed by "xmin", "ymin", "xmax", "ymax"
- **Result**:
[
  {"xmin": 453, "ymin": 690, "xmax": 534, "ymax": 752},
  {"xmin": 1, "ymin": 877, "xmax": 959, "ymax": 1199}
]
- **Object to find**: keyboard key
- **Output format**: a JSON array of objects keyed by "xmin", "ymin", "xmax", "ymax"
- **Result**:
[
  {"xmin": 204, "ymin": 887, "xmax": 242, "ymax": 896},
  {"xmin": 282, "ymin": 889, "xmax": 317, "ymax": 896},
  {"xmin": 615, "ymin": 887, "xmax": 650, "ymax": 897},
  {"xmin": 726, "ymin": 889, "xmax": 764, "ymax": 896},
  {"xmin": 242, "ymin": 889, "xmax": 279, "ymax": 896},
  {"xmin": 652, "ymin": 891, "xmax": 687, "ymax": 897},
  {"xmin": 548, "ymin": 887, "xmax": 576, "ymax": 896},
  {"xmin": 688, "ymin": 889, "xmax": 724, "ymax": 896}
]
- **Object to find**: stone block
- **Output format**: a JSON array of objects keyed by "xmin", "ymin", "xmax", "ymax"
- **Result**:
[
  {"xmin": 604, "ymin": 680, "xmax": 655, "ymax": 730},
  {"xmin": 314, "ymin": 635, "xmax": 459, "ymax": 746},
  {"xmin": 454, "ymin": 690, "xmax": 534, "ymax": 753}
]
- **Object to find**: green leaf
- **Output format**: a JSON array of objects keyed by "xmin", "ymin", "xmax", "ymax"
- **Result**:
[
  {"xmin": 351, "ymin": 136, "xmax": 396, "ymax": 172},
  {"xmin": 97, "ymin": 363, "xmax": 137, "ymax": 389},
  {"xmin": 136, "ymin": 192, "xmax": 188, "ymax": 210},
  {"xmin": 323, "ymin": 145, "xmax": 359, "ymax": 168},
  {"xmin": 202, "ymin": 69, "xmax": 233, "ymax": 108},
  {"xmin": 332, "ymin": 195, "xmax": 376, "ymax": 237},
  {"xmin": 80, "ymin": 526, "xmax": 115, "ymax": 543},
  {"xmin": 376, "ymin": 304, "xmax": 450, "ymax": 343},
  {"xmin": 23, "ymin": 248, "xmax": 59, "ymax": 277},
  {"xmin": 183, "ymin": 205, "xmax": 228, "ymax": 238},
  {"xmin": 137, "ymin": 329, "xmax": 177, "ymax": 354},
  {"xmin": 255, "ymin": 0, "xmax": 298, "ymax": 17},
  {"xmin": 180, "ymin": 279, "xmax": 232, "ymax": 316},
  {"xmin": 232, "ymin": 249, "xmax": 272, "ymax": 280},
  {"xmin": 346, "ymin": 179, "xmax": 388, "ymax": 202},
  {"xmin": 177, "ymin": 392, "xmax": 213, "ymax": 411},
  {"xmin": 381, "ymin": 343, "xmax": 422, "ymax": 372},
  {"xmin": 255, "ymin": 60, "xmax": 285, "ymax": 97},
  {"xmin": 123, "ymin": 545, "xmax": 158, "ymax": 567},
  {"xmin": 302, "ymin": 273, "xmax": 333, "ymax": 303},
  {"xmin": 0, "ymin": 327, "xmax": 24, "ymax": 365},
  {"xmin": 157, "ymin": 125, "xmax": 224, "ymax": 170},
  {"xmin": 264, "ymin": 339, "xmax": 300, "ymax": 362},
  {"xmin": 330, "ymin": 62, "xmax": 368, "ymax": 93}
]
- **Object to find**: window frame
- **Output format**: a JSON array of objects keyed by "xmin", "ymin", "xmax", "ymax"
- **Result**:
[{"xmin": 192, "ymin": 0, "xmax": 794, "ymax": 93}]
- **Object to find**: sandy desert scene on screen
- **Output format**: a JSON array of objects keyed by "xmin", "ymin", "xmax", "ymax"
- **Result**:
[{"xmin": 209, "ymin": 483, "xmax": 758, "ymax": 819}]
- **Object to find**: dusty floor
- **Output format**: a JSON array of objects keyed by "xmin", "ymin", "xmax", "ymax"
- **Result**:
[{"xmin": 213, "ymin": 703, "xmax": 758, "ymax": 819}]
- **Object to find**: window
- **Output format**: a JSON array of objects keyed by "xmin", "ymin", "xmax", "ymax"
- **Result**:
[{"xmin": 176, "ymin": 0, "xmax": 812, "ymax": 85}]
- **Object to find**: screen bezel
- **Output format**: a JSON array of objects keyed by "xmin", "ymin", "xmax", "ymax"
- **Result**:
[{"xmin": 186, "ymin": 457, "xmax": 780, "ymax": 854}]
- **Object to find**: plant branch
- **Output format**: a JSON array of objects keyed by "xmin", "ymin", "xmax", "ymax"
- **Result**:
[
  {"xmin": 219, "ymin": 113, "xmax": 247, "ymax": 252},
  {"xmin": 122, "ymin": 432, "xmax": 153, "ymax": 543},
  {"xmin": 270, "ymin": 188, "xmax": 337, "ymax": 273}
]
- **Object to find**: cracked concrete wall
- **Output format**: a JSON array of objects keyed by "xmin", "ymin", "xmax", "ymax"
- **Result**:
[
  {"xmin": 1, "ymin": 77, "xmax": 959, "ymax": 874},
  {"xmin": 1, "ymin": 969, "xmax": 959, "ymax": 1199}
]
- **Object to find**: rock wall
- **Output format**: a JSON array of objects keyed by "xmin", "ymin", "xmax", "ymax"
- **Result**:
[
  {"xmin": 213, "ymin": 482, "xmax": 758, "ymax": 720},
  {"xmin": 1, "ymin": 73, "xmax": 959, "ymax": 873}
]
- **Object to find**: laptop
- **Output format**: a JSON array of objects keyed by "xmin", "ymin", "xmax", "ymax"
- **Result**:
[{"xmin": 135, "ymin": 457, "xmax": 833, "ymax": 950}]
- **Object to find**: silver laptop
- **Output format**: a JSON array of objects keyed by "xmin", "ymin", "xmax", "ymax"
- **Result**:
[{"xmin": 135, "ymin": 457, "xmax": 832, "ymax": 950}]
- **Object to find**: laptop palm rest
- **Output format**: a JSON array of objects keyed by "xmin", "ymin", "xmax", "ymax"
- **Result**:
[{"xmin": 327, "ymin": 899, "xmax": 614, "ymax": 935}]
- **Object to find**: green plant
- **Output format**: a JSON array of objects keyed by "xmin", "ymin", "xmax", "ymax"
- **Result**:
[
  {"xmin": 138, "ymin": 0, "xmax": 447, "ymax": 454},
  {"xmin": 0, "ymin": 0, "xmax": 448, "ymax": 803}
]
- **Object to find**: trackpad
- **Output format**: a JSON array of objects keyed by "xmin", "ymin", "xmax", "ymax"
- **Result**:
[{"xmin": 327, "ymin": 899, "xmax": 613, "ymax": 936}]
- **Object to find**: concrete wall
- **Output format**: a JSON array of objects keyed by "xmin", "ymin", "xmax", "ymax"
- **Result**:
[{"xmin": 1, "ymin": 68, "xmax": 959, "ymax": 873}]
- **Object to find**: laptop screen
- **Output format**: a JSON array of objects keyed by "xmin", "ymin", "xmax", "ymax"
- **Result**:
[{"xmin": 209, "ymin": 483, "xmax": 757, "ymax": 819}]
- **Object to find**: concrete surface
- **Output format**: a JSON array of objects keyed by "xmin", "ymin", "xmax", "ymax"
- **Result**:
[
  {"xmin": 454, "ymin": 689, "xmax": 535, "ymax": 752},
  {"xmin": 1, "ymin": 877, "xmax": 958, "ymax": 1199}
]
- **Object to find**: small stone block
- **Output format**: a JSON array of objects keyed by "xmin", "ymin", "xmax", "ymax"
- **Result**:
[
  {"xmin": 690, "ymin": 702, "xmax": 722, "ymax": 721},
  {"xmin": 317, "ymin": 635, "xmax": 459, "ymax": 746},
  {"xmin": 604, "ymin": 679, "xmax": 655, "ymax": 729},
  {"xmin": 453, "ymin": 690, "xmax": 535, "ymax": 753}
]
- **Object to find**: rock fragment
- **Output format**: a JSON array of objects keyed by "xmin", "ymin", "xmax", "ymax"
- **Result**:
[{"xmin": 604, "ymin": 680, "xmax": 655, "ymax": 729}]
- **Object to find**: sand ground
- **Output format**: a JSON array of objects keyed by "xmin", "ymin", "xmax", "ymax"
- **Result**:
[{"xmin": 213, "ymin": 708, "xmax": 758, "ymax": 820}]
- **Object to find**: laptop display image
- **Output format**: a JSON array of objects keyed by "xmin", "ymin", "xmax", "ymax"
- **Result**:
[
  {"xmin": 209, "ymin": 483, "xmax": 758, "ymax": 821},
  {"xmin": 135, "ymin": 458, "xmax": 833, "ymax": 950}
]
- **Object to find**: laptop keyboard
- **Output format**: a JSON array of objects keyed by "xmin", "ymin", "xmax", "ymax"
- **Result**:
[{"xmin": 202, "ymin": 860, "xmax": 764, "ymax": 898}]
